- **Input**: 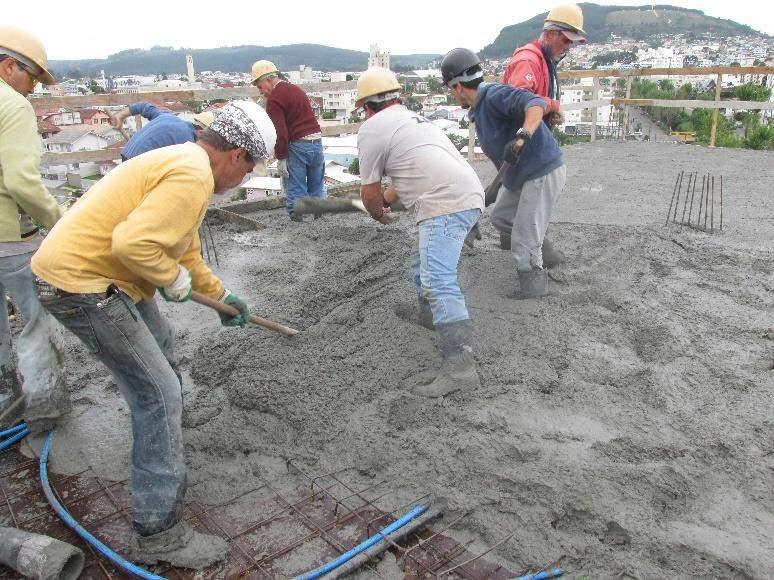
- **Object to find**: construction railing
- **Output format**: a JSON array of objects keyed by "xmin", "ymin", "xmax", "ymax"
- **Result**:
[
  {"xmin": 35, "ymin": 65, "xmax": 774, "ymax": 167},
  {"xmin": 36, "ymin": 81, "xmax": 360, "ymax": 166},
  {"xmin": 556, "ymin": 65, "xmax": 774, "ymax": 146}
]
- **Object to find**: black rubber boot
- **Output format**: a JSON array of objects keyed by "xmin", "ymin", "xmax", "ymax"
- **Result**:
[
  {"xmin": 414, "ymin": 320, "xmax": 479, "ymax": 397},
  {"xmin": 518, "ymin": 268, "xmax": 548, "ymax": 299},
  {"xmin": 542, "ymin": 238, "xmax": 565, "ymax": 269},
  {"xmin": 500, "ymin": 234, "xmax": 564, "ymax": 269},
  {"xmin": 23, "ymin": 377, "xmax": 72, "ymax": 434},
  {"xmin": 394, "ymin": 301, "xmax": 434, "ymax": 330},
  {"xmin": 131, "ymin": 521, "xmax": 228, "ymax": 570}
]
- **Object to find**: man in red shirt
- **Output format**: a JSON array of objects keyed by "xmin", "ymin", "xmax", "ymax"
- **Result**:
[
  {"xmin": 252, "ymin": 60, "xmax": 326, "ymax": 221},
  {"xmin": 501, "ymin": 3, "xmax": 586, "ymax": 265}
]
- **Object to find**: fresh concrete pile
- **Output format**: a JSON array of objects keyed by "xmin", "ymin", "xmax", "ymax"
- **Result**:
[{"xmin": 38, "ymin": 141, "xmax": 774, "ymax": 578}]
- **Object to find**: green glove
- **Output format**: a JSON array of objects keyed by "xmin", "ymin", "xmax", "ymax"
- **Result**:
[{"xmin": 220, "ymin": 292, "xmax": 250, "ymax": 327}]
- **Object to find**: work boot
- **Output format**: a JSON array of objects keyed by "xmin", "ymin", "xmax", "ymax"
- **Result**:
[
  {"xmin": 501, "ymin": 233, "xmax": 564, "ymax": 269},
  {"xmin": 394, "ymin": 300, "xmax": 434, "ymax": 330},
  {"xmin": 22, "ymin": 379, "xmax": 72, "ymax": 434},
  {"xmin": 542, "ymin": 238, "xmax": 565, "ymax": 269},
  {"xmin": 131, "ymin": 521, "xmax": 228, "ymax": 570},
  {"xmin": 518, "ymin": 268, "xmax": 548, "ymax": 299},
  {"xmin": 289, "ymin": 212, "xmax": 304, "ymax": 222},
  {"xmin": 414, "ymin": 320, "xmax": 480, "ymax": 397}
]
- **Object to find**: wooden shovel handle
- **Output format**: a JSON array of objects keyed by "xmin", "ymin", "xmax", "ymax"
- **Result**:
[{"xmin": 191, "ymin": 292, "xmax": 299, "ymax": 337}]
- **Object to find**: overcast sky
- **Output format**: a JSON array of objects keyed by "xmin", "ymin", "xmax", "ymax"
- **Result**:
[{"xmin": 10, "ymin": 0, "xmax": 773, "ymax": 60}]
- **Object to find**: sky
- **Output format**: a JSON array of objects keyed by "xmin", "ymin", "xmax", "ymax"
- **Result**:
[{"xmin": 9, "ymin": 0, "xmax": 773, "ymax": 61}]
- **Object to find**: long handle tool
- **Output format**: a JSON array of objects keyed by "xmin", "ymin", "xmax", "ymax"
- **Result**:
[{"xmin": 191, "ymin": 292, "xmax": 299, "ymax": 337}]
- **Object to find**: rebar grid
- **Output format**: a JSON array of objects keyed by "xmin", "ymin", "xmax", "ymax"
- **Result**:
[
  {"xmin": 2, "ymin": 446, "xmax": 520, "ymax": 579},
  {"xmin": 288, "ymin": 461, "xmax": 517, "ymax": 579},
  {"xmin": 666, "ymin": 170, "xmax": 725, "ymax": 233}
]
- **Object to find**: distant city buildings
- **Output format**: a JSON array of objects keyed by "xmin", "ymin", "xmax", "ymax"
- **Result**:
[{"xmin": 368, "ymin": 44, "xmax": 390, "ymax": 69}]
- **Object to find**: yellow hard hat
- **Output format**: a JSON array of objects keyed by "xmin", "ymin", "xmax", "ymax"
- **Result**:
[
  {"xmin": 355, "ymin": 67, "xmax": 402, "ymax": 107},
  {"xmin": 0, "ymin": 26, "xmax": 56, "ymax": 85},
  {"xmin": 544, "ymin": 4, "xmax": 586, "ymax": 37},
  {"xmin": 192, "ymin": 111, "xmax": 215, "ymax": 128},
  {"xmin": 251, "ymin": 60, "xmax": 280, "ymax": 84}
]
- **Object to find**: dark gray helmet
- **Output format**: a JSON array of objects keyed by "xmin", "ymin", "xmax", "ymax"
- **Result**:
[{"xmin": 441, "ymin": 48, "xmax": 481, "ymax": 85}]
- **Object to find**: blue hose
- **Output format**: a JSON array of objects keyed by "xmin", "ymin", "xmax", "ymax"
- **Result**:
[
  {"xmin": 0, "ymin": 422, "xmax": 27, "ymax": 438},
  {"xmin": 0, "ymin": 424, "xmax": 30, "ymax": 451},
  {"xmin": 295, "ymin": 503, "xmax": 430, "ymax": 580},
  {"xmin": 517, "ymin": 568, "xmax": 563, "ymax": 580},
  {"xmin": 39, "ymin": 432, "xmax": 165, "ymax": 580}
]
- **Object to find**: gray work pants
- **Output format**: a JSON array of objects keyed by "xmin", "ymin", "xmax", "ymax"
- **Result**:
[
  {"xmin": 0, "ymin": 251, "xmax": 67, "ymax": 421},
  {"xmin": 38, "ymin": 288, "xmax": 184, "ymax": 536},
  {"xmin": 490, "ymin": 165, "xmax": 566, "ymax": 271}
]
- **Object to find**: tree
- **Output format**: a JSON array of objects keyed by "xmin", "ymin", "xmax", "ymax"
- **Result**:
[
  {"xmin": 347, "ymin": 157, "xmax": 360, "ymax": 175},
  {"xmin": 88, "ymin": 79, "xmax": 105, "ymax": 94},
  {"xmin": 459, "ymin": 118, "xmax": 469, "ymax": 129}
]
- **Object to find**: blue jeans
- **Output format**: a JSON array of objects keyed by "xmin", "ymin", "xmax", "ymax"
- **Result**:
[
  {"xmin": 284, "ymin": 139, "xmax": 326, "ymax": 213},
  {"xmin": 38, "ymin": 288, "xmax": 184, "ymax": 536},
  {"xmin": 0, "ymin": 251, "xmax": 67, "ymax": 421},
  {"xmin": 411, "ymin": 209, "xmax": 480, "ymax": 326}
]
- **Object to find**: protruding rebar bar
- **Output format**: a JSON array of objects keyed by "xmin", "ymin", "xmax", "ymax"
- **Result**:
[
  {"xmin": 711, "ymin": 175, "xmax": 715, "ymax": 232},
  {"xmin": 687, "ymin": 171, "xmax": 698, "ymax": 226},
  {"xmin": 720, "ymin": 175, "xmax": 724, "ymax": 230},
  {"xmin": 703, "ymin": 173, "xmax": 710, "ymax": 230},
  {"xmin": 697, "ymin": 174, "xmax": 705, "ymax": 228},
  {"xmin": 665, "ymin": 171, "xmax": 682, "ymax": 226},
  {"xmin": 680, "ymin": 172, "xmax": 692, "ymax": 225},
  {"xmin": 672, "ymin": 171, "xmax": 683, "ymax": 223}
]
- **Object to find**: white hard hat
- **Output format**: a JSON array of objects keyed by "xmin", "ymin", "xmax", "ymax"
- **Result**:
[{"xmin": 209, "ymin": 100, "xmax": 276, "ymax": 160}]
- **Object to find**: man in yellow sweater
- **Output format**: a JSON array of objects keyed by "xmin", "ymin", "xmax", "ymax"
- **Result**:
[
  {"xmin": 32, "ymin": 100, "xmax": 277, "ymax": 569},
  {"xmin": 0, "ymin": 27, "xmax": 68, "ymax": 430}
]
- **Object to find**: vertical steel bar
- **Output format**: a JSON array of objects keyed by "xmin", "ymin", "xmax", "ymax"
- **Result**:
[
  {"xmin": 703, "ymin": 174, "xmax": 710, "ymax": 230},
  {"xmin": 665, "ymin": 171, "xmax": 681, "ymax": 226},
  {"xmin": 697, "ymin": 174, "xmax": 705, "ymax": 228},
  {"xmin": 680, "ymin": 172, "xmax": 693, "ymax": 225},
  {"xmin": 672, "ymin": 170, "xmax": 683, "ymax": 223},
  {"xmin": 711, "ymin": 175, "xmax": 715, "ymax": 232},
  {"xmin": 720, "ymin": 175, "xmax": 724, "ymax": 230},
  {"xmin": 687, "ymin": 171, "xmax": 698, "ymax": 226}
]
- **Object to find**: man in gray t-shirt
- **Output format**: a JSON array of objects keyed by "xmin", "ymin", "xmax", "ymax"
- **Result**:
[{"xmin": 356, "ymin": 67, "xmax": 484, "ymax": 398}]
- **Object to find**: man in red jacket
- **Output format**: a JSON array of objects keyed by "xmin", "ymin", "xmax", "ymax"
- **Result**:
[
  {"xmin": 500, "ymin": 3, "xmax": 586, "ymax": 264},
  {"xmin": 503, "ymin": 4, "xmax": 586, "ymax": 127},
  {"xmin": 252, "ymin": 60, "xmax": 326, "ymax": 221}
]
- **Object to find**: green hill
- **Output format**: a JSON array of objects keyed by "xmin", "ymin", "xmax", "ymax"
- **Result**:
[
  {"xmin": 49, "ymin": 44, "xmax": 439, "ymax": 78},
  {"xmin": 481, "ymin": 3, "xmax": 765, "ymax": 58}
]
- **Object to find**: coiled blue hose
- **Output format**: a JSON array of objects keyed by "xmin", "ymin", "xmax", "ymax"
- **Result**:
[
  {"xmin": 295, "ymin": 502, "xmax": 430, "ymax": 580},
  {"xmin": 0, "ymin": 422, "xmax": 30, "ymax": 451},
  {"xmin": 517, "ymin": 568, "xmax": 564, "ymax": 580},
  {"xmin": 39, "ymin": 432, "xmax": 165, "ymax": 580}
]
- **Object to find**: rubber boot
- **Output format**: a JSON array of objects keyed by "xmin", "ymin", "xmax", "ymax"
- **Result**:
[
  {"xmin": 500, "ymin": 230, "xmax": 511, "ymax": 250},
  {"xmin": 131, "ymin": 521, "xmax": 228, "ymax": 570},
  {"xmin": 518, "ymin": 268, "xmax": 548, "ymax": 299},
  {"xmin": 394, "ymin": 301, "xmax": 434, "ymax": 330},
  {"xmin": 23, "ymin": 378, "xmax": 72, "ymax": 434},
  {"xmin": 414, "ymin": 320, "xmax": 479, "ymax": 397},
  {"xmin": 542, "ymin": 238, "xmax": 565, "ymax": 269},
  {"xmin": 501, "ymin": 233, "xmax": 564, "ymax": 269}
]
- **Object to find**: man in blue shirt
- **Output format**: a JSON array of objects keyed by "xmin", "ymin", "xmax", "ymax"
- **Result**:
[
  {"xmin": 109, "ymin": 102, "xmax": 214, "ymax": 160},
  {"xmin": 441, "ymin": 48, "xmax": 566, "ymax": 298}
]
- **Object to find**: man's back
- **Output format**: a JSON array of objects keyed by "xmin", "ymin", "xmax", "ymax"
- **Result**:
[
  {"xmin": 358, "ymin": 104, "xmax": 483, "ymax": 222},
  {"xmin": 122, "ymin": 104, "xmax": 196, "ymax": 159}
]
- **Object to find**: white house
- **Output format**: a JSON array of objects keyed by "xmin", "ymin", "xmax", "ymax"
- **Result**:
[
  {"xmin": 241, "ymin": 176, "xmax": 282, "ymax": 201},
  {"xmin": 321, "ymin": 88, "xmax": 358, "ymax": 123},
  {"xmin": 323, "ymin": 135, "xmax": 359, "ymax": 167},
  {"xmin": 324, "ymin": 161, "xmax": 361, "ymax": 185}
]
